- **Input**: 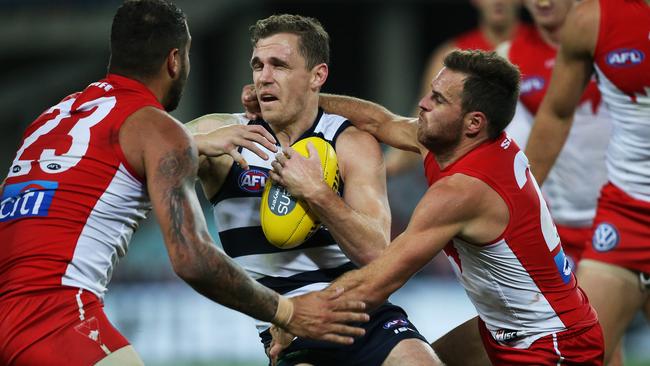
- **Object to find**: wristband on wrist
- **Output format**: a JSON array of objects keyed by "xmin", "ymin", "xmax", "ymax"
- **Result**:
[{"xmin": 272, "ymin": 295, "xmax": 294, "ymax": 327}]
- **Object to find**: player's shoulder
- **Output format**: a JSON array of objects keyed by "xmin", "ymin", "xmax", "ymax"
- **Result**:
[
  {"xmin": 562, "ymin": 0, "xmax": 599, "ymax": 53},
  {"xmin": 316, "ymin": 110, "xmax": 371, "ymax": 146},
  {"xmin": 127, "ymin": 106, "xmax": 193, "ymax": 147},
  {"xmin": 185, "ymin": 113, "xmax": 248, "ymax": 134},
  {"xmin": 336, "ymin": 125, "xmax": 381, "ymax": 153},
  {"xmin": 569, "ymin": 0, "xmax": 599, "ymax": 30},
  {"xmin": 420, "ymin": 173, "xmax": 491, "ymax": 221},
  {"xmin": 434, "ymin": 173, "xmax": 491, "ymax": 197}
]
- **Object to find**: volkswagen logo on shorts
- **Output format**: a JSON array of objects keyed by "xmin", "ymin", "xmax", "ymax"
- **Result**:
[{"xmin": 592, "ymin": 222, "xmax": 619, "ymax": 252}]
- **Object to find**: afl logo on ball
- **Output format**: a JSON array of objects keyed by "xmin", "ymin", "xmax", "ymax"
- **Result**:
[
  {"xmin": 238, "ymin": 169, "xmax": 268, "ymax": 193},
  {"xmin": 592, "ymin": 222, "xmax": 619, "ymax": 252}
]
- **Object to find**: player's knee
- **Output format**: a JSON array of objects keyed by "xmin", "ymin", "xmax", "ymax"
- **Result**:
[{"xmin": 383, "ymin": 339, "xmax": 442, "ymax": 366}]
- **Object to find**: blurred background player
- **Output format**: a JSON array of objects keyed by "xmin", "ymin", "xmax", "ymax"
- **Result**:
[
  {"xmin": 0, "ymin": 2, "xmax": 368, "ymax": 365},
  {"xmin": 270, "ymin": 49, "xmax": 604, "ymax": 366},
  {"xmin": 187, "ymin": 14, "xmax": 439, "ymax": 366},
  {"xmin": 524, "ymin": 0, "xmax": 650, "ymax": 364},
  {"xmin": 499, "ymin": 0, "xmax": 611, "ymax": 270},
  {"xmin": 386, "ymin": 0, "xmax": 527, "ymax": 176}
]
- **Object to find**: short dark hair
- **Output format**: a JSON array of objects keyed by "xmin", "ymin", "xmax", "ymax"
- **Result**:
[
  {"xmin": 109, "ymin": 0, "xmax": 188, "ymax": 79},
  {"xmin": 444, "ymin": 50, "xmax": 520, "ymax": 139},
  {"xmin": 250, "ymin": 14, "xmax": 330, "ymax": 69}
]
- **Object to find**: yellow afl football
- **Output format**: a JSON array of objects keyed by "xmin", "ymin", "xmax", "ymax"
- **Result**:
[{"xmin": 260, "ymin": 137, "xmax": 340, "ymax": 249}]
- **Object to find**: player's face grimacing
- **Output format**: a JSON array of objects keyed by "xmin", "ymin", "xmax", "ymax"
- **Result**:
[
  {"xmin": 416, "ymin": 68, "xmax": 466, "ymax": 154},
  {"xmin": 250, "ymin": 33, "xmax": 315, "ymax": 127}
]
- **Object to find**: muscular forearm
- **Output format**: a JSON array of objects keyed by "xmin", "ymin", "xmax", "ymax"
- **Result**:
[
  {"xmin": 177, "ymin": 241, "xmax": 280, "ymax": 322},
  {"xmin": 320, "ymin": 94, "xmax": 391, "ymax": 136},
  {"xmin": 332, "ymin": 259, "xmax": 401, "ymax": 310},
  {"xmin": 525, "ymin": 110, "xmax": 574, "ymax": 184},
  {"xmin": 320, "ymin": 94, "xmax": 419, "ymax": 153},
  {"xmin": 305, "ymin": 185, "xmax": 388, "ymax": 266}
]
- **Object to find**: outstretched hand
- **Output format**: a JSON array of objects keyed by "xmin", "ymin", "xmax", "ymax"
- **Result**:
[
  {"xmin": 283, "ymin": 286, "xmax": 368, "ymax": 345},
  {"xmin": 241, "ymin": 84, "xmax": 262, "ymax": 120},
  {"xmin": 195, "ymin": 124, "xmax": 277, "ymax": 170}
]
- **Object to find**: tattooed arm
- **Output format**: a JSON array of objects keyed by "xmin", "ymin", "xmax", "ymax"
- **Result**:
[
  {"xmin": 120, "ymin": 106, "xmax": 279, "ymax": 321},
  {"xmin": 118, "ymin": 107, "xmax": 368, "ymax": 343}
]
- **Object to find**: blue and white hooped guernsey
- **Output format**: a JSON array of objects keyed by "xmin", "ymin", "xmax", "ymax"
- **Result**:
[{"xmin": 211, "ymin": 109, "xmax": 355, "ymax": 332}]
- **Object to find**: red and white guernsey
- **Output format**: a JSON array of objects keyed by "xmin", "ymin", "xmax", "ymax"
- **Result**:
[
  {"xmin": 453, "ymin": 28, "xmax": 493, "ymax": 51},
  {"xmin": 593, "ymin": 0, "xmax": 650, "ymax": 202},
  {"xmin": 424, "ymin": 134, "xmax": 598, "ymax": 348},
  {"xmin": 0, "ymin": 74, "xmax": 160, "ymax": 300},
  {"xmin": 507, "ymin": 26, "xmax": 610, "ymax": 228},
  {"xmin": 453, "ymin": 23, "xmax": 533, "ymax": 51}
]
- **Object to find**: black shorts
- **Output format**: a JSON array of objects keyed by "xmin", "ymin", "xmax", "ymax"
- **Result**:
[{"xmin": 260, "ymin": 302, "xmax": 429, "ymax": 366}]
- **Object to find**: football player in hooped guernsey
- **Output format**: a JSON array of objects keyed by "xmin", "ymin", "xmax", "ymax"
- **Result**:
[
  {"xmin": 0, "ymin": 2, "xmax": 370, "ymax": 365},
  {"xmin": 525, "ymin": 0, "xmax": 650, "ymax": 364},
  {"xmin": 187, "ymin": 14, "xmax": 439, "ymax": 366},
  {"xmin": 269, "ymin": 50, "xmax": 605, "ymax": 365}
]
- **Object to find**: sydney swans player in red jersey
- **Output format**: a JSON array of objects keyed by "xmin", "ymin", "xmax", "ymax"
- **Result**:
[
  {"xmin": 0, "ymin": 1, "xmax": 368, "ymax": 365},
  {"xmin": 501, "ymin": 0, "xmax": 610, "ymax": 271},
  {"xmin": 525, "ymin": 0, "xmax": 650, "ymax": 364},
  {"xmin": 265, "ymin": 50, "xmax": 605, "ymax": 365}
]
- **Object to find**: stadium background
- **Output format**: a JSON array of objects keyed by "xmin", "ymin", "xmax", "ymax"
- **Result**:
[{"xmin": 1, "ymin": 0, "xmax": 648, "ymax": 365}]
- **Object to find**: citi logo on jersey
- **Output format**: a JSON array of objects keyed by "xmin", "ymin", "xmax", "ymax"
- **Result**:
[
  {"xmin": 0, "ymin": 180, "xmax": 58, "ymax": 222},
  {"xmin": 238, "ymin": 169, "xmax": 268, "ymax": 193},
  {"xmin": 606, "ymin": 49, "xmax": 645, "ymax": 68},
  {"xmin": 520, "ymin": 76, "xmax": 545, "ymax": 95}
]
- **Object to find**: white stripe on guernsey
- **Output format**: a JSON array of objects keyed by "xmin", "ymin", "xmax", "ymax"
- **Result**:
[
  {"xmin": 451, "ymin": 237, "xmax": 566, "ymax": 349},
  {"xmin": 314, "ymin": 113, "xmax": 348, "ymax": 140},
  {"xmin": 553, "ymin": 333, "xmax": 564, "ymax": 366},
  {"xmin": 214, "ymin": 196, "xmax": 261, "ymax": 232},
  {"xmin": 62, "ymin": 164, "xmax": 149, "ymax": 299},
  {"xmin": 76, "ymin": 288, "xmax": 85, "ymax": 321},
  {"xmin": 240, "ymin": 144, "xmax": 277, "ymax": 170},
  {"xmin": 255, "ymin": 282, "xmax": 331, "ymax": 333},
  {"xmin": 594, "ymin": 65, "xmax": 650, "ymax": 203},
  {"xmin": 234, "ymin": 246, "xmax": 350, "ymax": 279}
]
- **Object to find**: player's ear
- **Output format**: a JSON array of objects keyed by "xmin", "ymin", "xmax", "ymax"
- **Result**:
[
  {"xmin": 310, "ymin": 63, "xmax": 328, "ymax": 90},
  {"xmin": 166, "ymin": 48, "xmax": 181, "ymax": 79},
  {"xmin": 465, "ymin": 111, "xmax": 487, "ymax": 136}
]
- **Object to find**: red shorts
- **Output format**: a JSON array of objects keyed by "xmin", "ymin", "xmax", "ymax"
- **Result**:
[
  {"xmin": 582, "ymin": 183, "xmax": 650, "ymax": 273},
  {"xmin": 556, "ymin": 224, "xmax": 591, "ymax": 269},
  {"xmin": 478, "ymin": 318, "xmax": 604, "ymax": 365},
  {"xmin": 0, "ymin": 287, "xmax": 130, "ymax": 366}
]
